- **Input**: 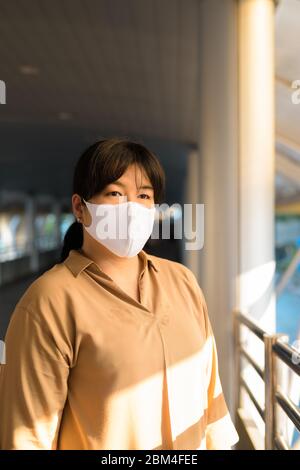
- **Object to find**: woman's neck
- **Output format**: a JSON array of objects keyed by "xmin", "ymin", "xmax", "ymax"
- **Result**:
[{"xmin": 80, "ymin": 237, "xmax": 142, "ymax": 278}]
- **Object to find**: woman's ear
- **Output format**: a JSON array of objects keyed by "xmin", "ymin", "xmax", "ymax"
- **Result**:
[
  {"xmin": 80, "ymin": 198, "xmax": 92, "ymax": 227},
  {"xmin": 72, "ymin": 194, "xmax": 85, "ymax": 222}
]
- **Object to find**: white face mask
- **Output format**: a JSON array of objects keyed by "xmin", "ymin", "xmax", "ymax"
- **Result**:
[{"xmin": 82, "ymin": 198, "xmax": 156, "ymax": 258}]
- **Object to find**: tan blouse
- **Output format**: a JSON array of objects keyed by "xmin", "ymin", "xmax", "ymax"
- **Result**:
[{"xmin": 0, "ymin": 248, "xmax": 239, "ymax": 450}]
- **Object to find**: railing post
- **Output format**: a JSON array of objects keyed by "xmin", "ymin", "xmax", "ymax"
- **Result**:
[
  {"xmin": 264, "ymin": 333, "xmax": 288, "ymax": 450},
  {"xmin": 264, "ymin": 333, "xmax": 276, "ymax": 450},
  {"xmin": 274, "ymin": 334, "xmax": 290, "ymax": 448},
  {"xmin": 234, "ymin": 310, "xmax": 298, "ymax": 450},
  {"xmin": 233, "ymin": 311, "xmax": 241, "ymax": 417}
]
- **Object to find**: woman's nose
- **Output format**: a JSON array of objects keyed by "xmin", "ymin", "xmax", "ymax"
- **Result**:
[{"xmin": 125, "ymin": 194, "xmax": 138, "ymax": 203}]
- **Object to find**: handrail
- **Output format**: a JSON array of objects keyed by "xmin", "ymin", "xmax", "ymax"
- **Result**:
[
  {"xmin": 240, "ymin": 377, "xmax": 265, "ymax": 420},
  {"xmin": 273, "ymin": 340, "xmax": 300, "ymax": 376},
  {"xmin": 0, "ymin": 235, "xmax": 60, "ymax": 262},
  {"xmin": 233, "ymin": 310, "xmax": 300, "ymax": 450},
  {"xmin": 274, "ymin": 434, "xmax": 289, "ymax": 450},
  {"xmin": 234, "ymin": 310, "xmax": 266, "ymax": 340},
  {"xmin": 275, "ymin": 389, "xmax": 300, "ymax": 432},
  {"xmin": 240, "ymin": 347, "xmax": 264, "ymax": 379}
]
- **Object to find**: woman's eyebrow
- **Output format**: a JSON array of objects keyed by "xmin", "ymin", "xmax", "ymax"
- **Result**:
[
  {"xmin": 138, "ymin": 185, "xmax": 154, "ymax": 190},
  {"xmin": 108, "ymin": 181, "xmax": 153, "ymax": 190}
]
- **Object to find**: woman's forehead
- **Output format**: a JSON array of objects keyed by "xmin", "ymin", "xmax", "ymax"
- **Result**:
[{"xmin": 111, "ymin": 164, "xmax": 152, "ymax": 187}]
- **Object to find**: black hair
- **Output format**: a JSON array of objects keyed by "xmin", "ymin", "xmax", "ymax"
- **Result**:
[{"xmin": 60, "ymin": 138, "xmax": 165, "ymax": 262}]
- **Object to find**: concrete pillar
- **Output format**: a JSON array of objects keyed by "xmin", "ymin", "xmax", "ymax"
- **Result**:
[
  {"xmin": 182, "ymin": 149, "xmax": 201, "ymax": 281},
  {"xmin": 196, "ymin": 0, "xmax": 239, "ymax": 410},
  {"xmin": 194, "ymin": 0, "xmax": 276, "ymax": 414},
  {"xmin": 238, "ymin": 0, "xmax": 276, "ymax": 331}
]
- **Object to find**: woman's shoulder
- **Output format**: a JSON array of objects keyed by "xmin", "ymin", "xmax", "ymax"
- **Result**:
[
  {"xmin": 6, "ymin": 263, "xmax": 76, "ymax": 365},
  {"xmin": 16, "ymin": 261, "xmax": 74, "ymax": 313}
]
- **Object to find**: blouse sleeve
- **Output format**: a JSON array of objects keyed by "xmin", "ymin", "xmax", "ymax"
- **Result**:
[{"xmin": 0, "ymin": 304, "xmax": 70, "ymax": 449}]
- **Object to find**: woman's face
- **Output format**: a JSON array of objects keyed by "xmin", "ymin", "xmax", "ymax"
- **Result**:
[
  {"xmin": 90, "ymin": 164, "xmax": 154, "ymax": 208},
  {"xmin": 72, "ymin": 164, "xmax": 155, "ymax": 224}
]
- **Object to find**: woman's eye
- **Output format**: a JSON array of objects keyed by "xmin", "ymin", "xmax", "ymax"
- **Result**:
[
  {"xmin": 107, "ymin": 191, "xmax": 122, "ymax": 197},
  {"xmin": 106, "ymin": 191, "xmax": 151, "ymax": 199}
]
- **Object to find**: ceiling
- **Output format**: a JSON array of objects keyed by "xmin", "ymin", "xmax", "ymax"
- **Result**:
[
  {"xmin": 0, "ymin": 0, "xmax": 200, "ymax": 140},
  {"xmin": 0, "ymin": 0, "xmax": 200, "ymax": 200},
  {"xmin": 1, "ymin": 0, "xmax": 300, "ymax": 205}
]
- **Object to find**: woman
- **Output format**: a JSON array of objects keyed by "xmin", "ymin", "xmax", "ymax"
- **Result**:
[{"xmin": 0, "ymin": 138, "xmax": 239, "ymax": 450}]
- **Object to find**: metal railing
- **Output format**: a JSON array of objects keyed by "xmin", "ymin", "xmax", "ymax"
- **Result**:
[
  {"xmin": 233, "ymin": 310, "xmax": 300, "ymax": 450},
  {"xmin": 0, "ymin": 235, "xmax": 60, "ymax": 262}
]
